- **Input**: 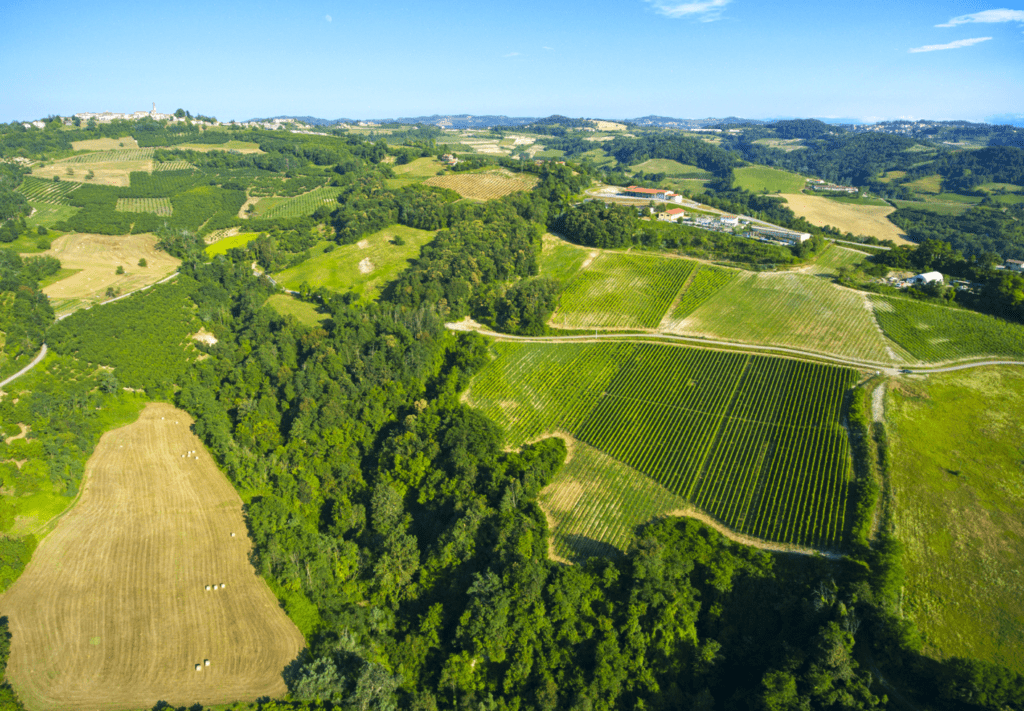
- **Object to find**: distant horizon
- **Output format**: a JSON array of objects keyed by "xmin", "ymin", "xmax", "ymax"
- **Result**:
[{"xmin": 3, "ymin": 0, "xmax": 1022, "ymax": 126}]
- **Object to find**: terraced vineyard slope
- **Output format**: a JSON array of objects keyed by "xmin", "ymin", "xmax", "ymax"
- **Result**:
[{"xmin": 466, "ymin": 341, "xmax": 856, "ymax": 548}]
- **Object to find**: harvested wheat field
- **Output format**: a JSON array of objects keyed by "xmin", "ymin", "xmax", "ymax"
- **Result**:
[
  {"xmin": 0, "ymin": 403, "xmax": 304, "ymax": 711},
  {"xmin": 424, "ymin": 170, "xmax": 537, "ymax": 200},
  {"xmin": 31, "ymin": 233, "xmax": 179, "ymax": 316},
  {"xmin": 70, "ymin": 137, "xmax": 141, "ymax": 151},
  {"xmin": 782, "ymin": 193, "xmax": 912, "ymax": 245}
]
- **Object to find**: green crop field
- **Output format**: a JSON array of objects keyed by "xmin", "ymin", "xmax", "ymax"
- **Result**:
[
  {"xmin": 669, "ymin": 271, "xmax": 900, "ymax": 363},
  {"xmin": 549, "ymin": 252, "xmax": 696, "ymax": 330},
  {"xmin": 62, "ymin": 148, "xmax": 155, "ymax": 164},
  {"xmin": 538, "ymin": 438, "xmax": 686, "ymax": 562},
  {"xmin": 116, "ymin": 197, "xmax": 173, "ymax": 216},
  {"xmin": 262, "ymin": 186, "xmax": 342, "ymax": 219},
  {"xmin": 205, "ymin": 232, "xmax": 261, "ymax": 257},
  {"xmin": 811, "ymin": 245, "xmax": 870, "ymax": 275},
  {"xmin": 265, "ymin": 294, "xmax": 329, "ymax": 326},
  {"xmin": 630, "ymin": 159, "xmax": 712, "ymax": 179},
  {"xmin": 539, "ymin": 234, "xmax": 593, "ymax": 284},
  {"xmin": 734, "ymin": 165, "xmax": 808, "ymax": 194},
  {"xmin": 872, "ymin": 297, "xmax": 1024, "ymax": 363},
  {"xmin": 467, "ymin": 341, "xmax": 856, "ymax": 548},
  {"xmin": 274, "ymin": 224, "xmax": 437, "ymax": 299},
  {"xmin": 667, "ymin": 265, "xmax": 737, "ymax": 321},
  {"xmin": 26, "ymin": 203, "xmax": 79, "ymax": 228},
  {"xmin": 888, "ymin": 367, "xmax": 1024, "ymax": 673},
  {"xmin": 889, "ymin": 200, "xmax": 971, "ymax": 216},
  {"xmin": 17, "ymin": 176, "xmax": 80, "ymax": 205},
  {"xmin": 904, "ymin": 174, "xmax": 942, "ymax": 195},
  {"xmin": 153, "ymin": 160, "xmax": 194, "ymax": 172}
]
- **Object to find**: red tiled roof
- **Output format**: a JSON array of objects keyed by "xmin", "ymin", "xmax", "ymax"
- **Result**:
[
  {"xmin": 664, "ymin": 208, "xmax": 685, "ymax": 215},
  {"xmin": 625, "ymin": 186, "xmax": 664, "ymax": 195}
]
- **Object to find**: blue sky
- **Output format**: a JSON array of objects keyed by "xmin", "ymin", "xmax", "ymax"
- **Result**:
[{"xmin": 3, "ymin": 0, "xmax": 1023, "ymax": 123}]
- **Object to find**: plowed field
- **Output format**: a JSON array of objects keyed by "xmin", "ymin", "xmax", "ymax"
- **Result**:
[{"xmin": 0, "ymin": 403, "xmax": 304, "ymax": 711}]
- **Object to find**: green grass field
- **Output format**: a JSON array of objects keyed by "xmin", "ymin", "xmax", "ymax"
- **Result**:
[
  {"xmin": 264, "ymin": 294, "xmax": 329, "ymax": 326},
  {"xmin": 274, "ymin": 224, "xmax": 436, "ymax": 300},
  {"xmin": 669, "ymin": 271, "xmax": 901, "ymax": 363},
  {"xmin": 467, "ymin": 341, "xmax": 856, "ymax": 548},
  {"xmin": 872, "ymin": 297, "xmax": 1024, "ymax": 363},
  {"xmin": 1, "ymin": 231, "xmax": 56, "ymax": 254},
  {"xmin": 26, "ymin": 203, "xmax": 79, "ymax": 228},
  {"xmin": 890, "ymin": 200, "xmax": 972, "ymax": 216},
  {"xmin": 539, "ymin": 234, "xmax": 593, "ymax": 284},
  {"xmin": 734, "ymin": 165, "xmax": 808, "ymax": 194},
  {"xmin": 630, "ymin": 159, "xmax": 711, "ymax": 179},
  {"xmin": 815, "ymin": 195, "xmax": 891, "ymax": 207},
  {"xmin": 205, "ymin": 232, "xmax": 261, "ymax": 258},
  {"xmin": 667, "ymin": 265, "xmax": 737, "ymax": 321},
  {"xmin": 550, "ymin": 252, "xmax": 696, "ymax": 330},
  {"xmin": 538, "ymin": 438, "xmax": 686, "ymax": 562},
  {"xmin": 809, "ymin": 244, "xmax": 870, "ymax": 276},
  {"xmin": 904, "ymin": 174, "xmax": 942, "ymax": 195},
  {"xmin": 888, "ymin": 367, "xmax": 1024, "ymax": 673}
]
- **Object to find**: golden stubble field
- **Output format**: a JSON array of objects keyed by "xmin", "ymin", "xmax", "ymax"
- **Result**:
[
  {"xmin": 782, "ymin": 193, "xmax": 913, "ymax": 245},
  {"xmin": 424, "ymin": 170, "xmax": 537, "ymax": 200},
  {"xmin": 0, "ymin": 403, "xmax": 305, "ymax": 711},
  {"xmin": 30, "ymin": 233, "xmax": 180, "ymax": 315}
]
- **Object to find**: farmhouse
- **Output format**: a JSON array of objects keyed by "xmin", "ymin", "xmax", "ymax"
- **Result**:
[
  {"xmin": 622, "ymin": 186, "xmax": 683, "ymax": 203},
  {"xmin": 750, "ymin": 224, "xmax": 811, "ymax": 245},
  {"xmin": 810, "ymin": 184, "xmax": 858, "ymax": 194},
  {"xmin": 1005, "ymin": 259, "xmax": 1024, "ymax": 272},
  {"xmin": 719, "ymin": 216, "xmax": 740, "ymax": 227},
  {"xmin": 908, "ymin": 271, "xmax": 943, "ymax": 285},
  {"xmin": 658, "ymin": 208, "xmax": 687, "ymax": 222}
]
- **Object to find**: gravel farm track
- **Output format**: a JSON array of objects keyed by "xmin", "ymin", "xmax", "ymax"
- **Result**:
[{"xmin": 0, "ymin": 403, "xmax": 304, "ymax": 711}]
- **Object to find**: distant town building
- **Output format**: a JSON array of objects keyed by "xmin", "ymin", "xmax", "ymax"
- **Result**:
[{"xmin": 750, "ymin": 224, "xmax": 811, "ymax": 245}]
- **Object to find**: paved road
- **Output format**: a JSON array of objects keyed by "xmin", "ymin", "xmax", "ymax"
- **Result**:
[
  {"xmin": 0, "ymin": 344, "xmax": 49, "ymax": 390},
  {"xmin": 446, "ymin": 323, "xmax": 1024, "ymax": 375},
  {"xmin": 1, "ymin": 271, "xmax": 182, "ymax": 391}
]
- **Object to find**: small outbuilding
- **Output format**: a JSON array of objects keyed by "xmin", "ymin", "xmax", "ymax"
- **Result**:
[{"xmin": 909, "ymin": 271, "xmax": 943, "ymax": 285}]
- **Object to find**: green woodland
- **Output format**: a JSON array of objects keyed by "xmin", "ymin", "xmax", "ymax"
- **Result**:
[{"xmin": 0, "ymin": 115, "xmax": 1023, "ymax": 711}]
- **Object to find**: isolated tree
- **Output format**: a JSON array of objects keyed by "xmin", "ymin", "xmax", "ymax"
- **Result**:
[
  {"xmin": 115, "ymin": 265, "xmax": 124, "ymax": 275},
  {"xmin": 138, "ymin": 258, "xmax": 147, "ymax": 267}
]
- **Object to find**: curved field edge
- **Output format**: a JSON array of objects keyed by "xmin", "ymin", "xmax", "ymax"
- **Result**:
[
  {"xmin": 465, "ymin": 340, "xmax": 857, "ymax": 549},
  {"xmin": 537, "ymin": 434, "xmax": 839, "ymax": 564},
  {"xmin": 0, "ymin": 403, "xmax": 304, "ymax": 711}
]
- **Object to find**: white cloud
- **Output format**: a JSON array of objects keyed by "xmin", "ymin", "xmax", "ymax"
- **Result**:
[
  {"xmin": 908, "ymin": 36, "xmax": 993, "ymax": 52},
  {"xmin": 504, "ymin": 52, "xmax": 520, "ymax": 57},
  {"xmin": 937, "ymin": 9, "xmax": 1024, "ymax": 27},
  {"xmin": 646, "ymin": 0, "xmax": 730, "ymax": 21},
  {"xmin": 325, "ymin": 14, "xmax": 332, "ymax": 22},
  {"xmin": 543, "ymin": 46, "xmax": 554, "ymax": 51}
]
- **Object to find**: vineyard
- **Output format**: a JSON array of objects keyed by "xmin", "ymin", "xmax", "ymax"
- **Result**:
[
  {"xmin": 538, "ymin": 438, "xmax": 686, "ymax": 561},
  {"xmin": 62, "ymin": 148, "xmax": 155, "ymax": 164},
  {"xmin": 153, "ymin": 160, "xmax": 194, "ymax": 172},
  {"xmin": 262, "ymin": 186, "xmax": 343, "ymax": 219},
  {"xmin": 539, "ymin": 234, "xmax": 593, "ymax": 284},
  {"xmin": 424, "ymin": 171, "xmax": 537, "ymax": 200},
  {"xmin": 550, "ymin": 252, "xmax": 696, "ymax": 330},
  {"xmin": 812, "ymin": 245, "xmax": 870, "ymax": 275},
  {"xmin": 668, "ymin": 271, "xmax": 901, "ymax": 363},
  {"xmin": 467, "ymin": 341, "xmax": 856, "ymax": 548},
  {"xmin": 115, "ymin": 197, "xmax": 173, "ymax": 216},
  {"xmin": 667, "ymin": 265, "xmax": 737, "ymax": 321},
  {"xmin": 17, "ymin": 176, "xmax": 81, "ymax": 204},
  {"xmin": 872, "ymin": 296, "xmax": 1024, "ymax": 362}
]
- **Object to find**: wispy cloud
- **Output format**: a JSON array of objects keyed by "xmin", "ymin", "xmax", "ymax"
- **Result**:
[
  {"xmin": 908, "ymin": 36, "xmax": 993, "ymax": 52},
  {"xmin": 937, "ymin": 9, "xmax": 1024, "ymax": 27},
  {"xmin": 646, "ymin": 0, "xmax": 730, "ymax": 22},
  {"xmin": 504, "ymin": 52, "xmax": 520, "ymax": 57},
  {"xmin": 543, "ymin": 46, "xmax": 554, "ymax": 51},
  {"xmin": 325, "ymin": 14, "xmax": 332, "ymax": 22}
]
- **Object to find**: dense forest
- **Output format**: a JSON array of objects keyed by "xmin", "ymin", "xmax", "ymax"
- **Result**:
[{"xmin": 0, "ymin": 248, "xmax": 58, "ymax": 380}]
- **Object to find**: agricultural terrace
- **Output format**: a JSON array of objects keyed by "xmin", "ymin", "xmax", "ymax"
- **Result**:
[
  {"xmin": 733, "ymin": 165, "xmax": 808, "ymax": 194},
  {"xmin": 549, "ymin": 252, "xmax": 696, "ymax": 330},
  {"xmin": 34, "ymin": 234, "xmax": 180, "ymax": 317},
  {"xmin": 274, "ymin": 224, "xmax": 437, "ymax": 300},
  {"xmin": 887, "ymin": 368, "xmax": 1024, "ymax": 673},
  {"xmin": 154, "ymin": 160, "xmax": 194, "ymax": 172},
  {"xmin": 0, "ymin": 404, "xmax": 305, "ymax": 710},
  {"xmin": 538, "ymin": 438, "xmax": 686, "ymax": 562},
  {"xmin": 781, "ymin": 193, "xmax": 912, "ymax": 245},
  {"xmin": 62, "ymin": 149, "xmax": 155, "ymax": 164},
  {"xmin": 30, "ymin": 154, "xmax": 154, "ymax": 188},
  {"xmin": 668, "ymin": 271, "xmax": 903, "ymax": 364},
  {"xmin": 261, "ymin": 186, "xmax": 342, "ymax": 219},
  {"xmin": 872, "ymin": 296, "xmax": 1024, "ymax": 363},
  {"xmin": 115, "ymin": 197, "xmax": 173, "ymax": 216},
  {"xmin": 424, "ymin": 170, "xmax": 537, "ymax": 200},
  {"xmin": 466, "ymin": 341, "xmax": 857, "ymax": 548},
  {"xmin": 205, "ymin": 232, "xmax": 260, "ymax": 258}
]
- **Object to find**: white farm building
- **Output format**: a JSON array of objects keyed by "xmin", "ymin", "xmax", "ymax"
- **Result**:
[{"xmin": 908, "ymin": 271, "xmax": 943, "ymax": 285}]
